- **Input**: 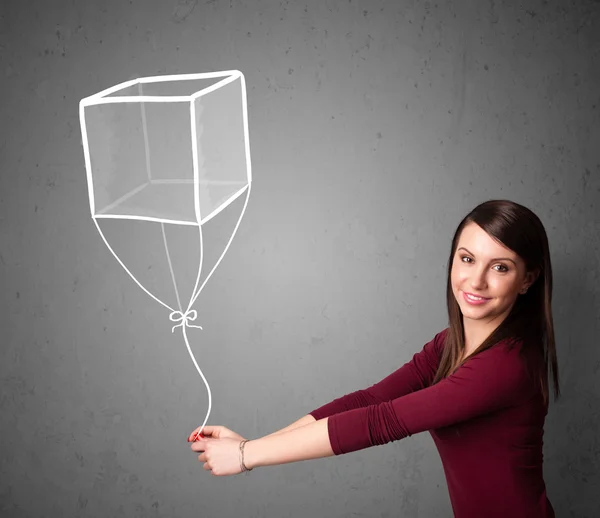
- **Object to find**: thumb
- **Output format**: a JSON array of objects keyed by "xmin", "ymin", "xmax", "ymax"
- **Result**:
[
  {"xmin": 188, "ymin": 425, "xmax": 212, "ymax": 442},
  {"xmin": 199, "ymin": 425, "xmax": 222, "ymax": 439}
]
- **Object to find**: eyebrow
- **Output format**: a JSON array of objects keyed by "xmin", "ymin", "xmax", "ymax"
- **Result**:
[{"xmin": 457, "ymin": 247, "xmax": 517, "ymax": 265}]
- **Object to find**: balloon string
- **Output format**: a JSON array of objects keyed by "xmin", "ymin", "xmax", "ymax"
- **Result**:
[
  {"xmin": 188, "ymin": 182, "xmax": 252, "ymax": 311},
  {"xmin": 169, "ymin": 309, "xmax": 203, "ymax": 333},
  {"xmin": 161, "ymin": 183, "xmax": 251, "ymax": 441},
  {"xmin": 177, "ymin": 317, "xmax": 211, "ymax": 442},
  {"xmin": 162, "ymin": 222, "xmax": 183, "ymax": 313},
  {"xmin": 93, "ymin": 218, "xmax": 175, "ymax": 313}
]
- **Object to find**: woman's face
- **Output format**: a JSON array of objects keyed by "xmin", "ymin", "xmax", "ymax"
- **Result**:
[{"xmin": 451, "ymin": 222, "xmax": 535, "ymax": 327}]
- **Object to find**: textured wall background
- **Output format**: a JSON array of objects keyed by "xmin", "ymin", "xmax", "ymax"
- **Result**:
[{"xmin": 1, "ymin": 0, "xmax": 599, "ymax": 517}]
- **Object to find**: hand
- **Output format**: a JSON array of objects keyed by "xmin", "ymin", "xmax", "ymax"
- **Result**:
[
  {"xmin": 187, "ymin": 425, "xmax": 246, "ymax": 443},
  {"xmin": 190, "ymin": 436, "xmax": 246, "ymax": 476}
]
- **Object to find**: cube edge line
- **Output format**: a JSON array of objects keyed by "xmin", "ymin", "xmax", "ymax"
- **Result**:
[
  {"xmin": 78, "ymin": 70, "xmax": 251, "ymax": 222},
  {"xmin": 79, "ymin": 70, "xmax": 244, "ymax": 107}
]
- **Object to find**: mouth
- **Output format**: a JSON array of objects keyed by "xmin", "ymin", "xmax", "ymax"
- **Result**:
[
  {"xmin": 462, "ymin": 291, "xmax": 491, "ymax": 304},
  {"xmin": 464, "ymin": 292, "xmax": 490, "ymax": 300}
]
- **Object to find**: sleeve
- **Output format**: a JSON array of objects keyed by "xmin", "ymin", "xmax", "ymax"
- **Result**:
[
  {"xmin": 327, "ymin": 340, "xmax": 534, "ymax": 455},
  {"xmin": 308, "ymin": 328, "xmax": 447, "ymax": 421}
]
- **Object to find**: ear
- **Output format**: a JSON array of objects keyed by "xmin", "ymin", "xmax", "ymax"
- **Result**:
[{"xmin": 525, "ymin": 267, "xmax": 540, "ymax": 290}]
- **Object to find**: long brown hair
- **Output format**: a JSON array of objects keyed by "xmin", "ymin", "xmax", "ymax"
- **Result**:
[{"xmin": 431, "ymin": 199, "xmax": 560, "ymax": 407}]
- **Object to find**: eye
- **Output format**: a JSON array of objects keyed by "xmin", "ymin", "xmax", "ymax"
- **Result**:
[{"xmin": 460, "ymin": 256, "xmax": 509, "ymax": 273}]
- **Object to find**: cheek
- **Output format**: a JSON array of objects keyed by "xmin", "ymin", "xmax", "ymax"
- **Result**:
[
  {"xmin": 451, "ymin": 265, "xmax": 466, "ymax": 285},
  {"xmin": 494, "ymin": 279, "xmax": 517, "ymax": 295}
]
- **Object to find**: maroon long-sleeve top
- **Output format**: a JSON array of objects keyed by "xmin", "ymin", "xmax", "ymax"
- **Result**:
[{"xmin": 309, "ymin": 328, "xmax": 555, "ymax": 518}]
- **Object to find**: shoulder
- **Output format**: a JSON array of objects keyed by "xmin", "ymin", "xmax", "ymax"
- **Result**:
[
  {"xmin": 431, "ymin": 330, "xmax": 540, "ymax": 397},
  {"xmin": 468, "ymin": 337, "xmax": 536, "ymax": 392},
  {"xmin": 431, "ymin": 327, "xmax": 450, "ymax": 354},
  {"xmin": 415, "ymin": 328, "xmax": 450, "ymax": 363},
  {"xmin": 434, "ymin": 329, "xmax": 530, "ymax": 371},
  {"xmin": 441, "ymin": 331, "xmax": 535, "ymax": 383}
]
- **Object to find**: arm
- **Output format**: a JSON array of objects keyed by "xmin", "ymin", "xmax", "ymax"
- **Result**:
[
  {"xmin": 244, "ymin": 340, "xmax": 532, "ymax": 467},
  {"xmin": 253, "ymin": 329, "xmax": 444, "ymax": 443},
  {"xmin": 262, "ymin": 414, "xmax": 316, "ymax": 438},
  {"xmin": 243, "ymin": 330, "xmax": 447, "ymax": 468},
  {"xmin": 309, "ymin": 329, "xmax": 447, "ymax": 420},
  {"xmin": 245, "ymin": 417, "xmax": 333, "ymax": 469},
  {"xmin": 328, "ymin": 340, "xmax": 533, "ymax": 454}
]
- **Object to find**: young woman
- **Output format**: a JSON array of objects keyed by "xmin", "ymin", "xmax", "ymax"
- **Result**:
[{"xmin": 189, "ymin": 199, "xmax": 559, "ymax": 518}]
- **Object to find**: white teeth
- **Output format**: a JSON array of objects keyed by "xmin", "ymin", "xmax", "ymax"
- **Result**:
[{"xmin": 466, "ymin": 294, "xmax": 485, "ymax": 301}]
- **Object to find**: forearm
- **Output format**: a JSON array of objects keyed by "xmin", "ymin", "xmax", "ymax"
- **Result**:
[
  {"xmin": 245, "ymin": 416, "xmax": 334, "ymax": 469},
  {"xmin": 263, "ymin": 414, "xmax": 316, "ymax": 438}
]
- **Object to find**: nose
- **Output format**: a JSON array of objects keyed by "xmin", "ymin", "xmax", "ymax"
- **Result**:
[{"xmin": 469, "ymin": 266, "xmax": 488, "ymax": 290}]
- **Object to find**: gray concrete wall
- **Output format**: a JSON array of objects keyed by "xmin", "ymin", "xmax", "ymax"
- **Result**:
[{"xmin": 1, "ymin": 0, "xmax": 599, "ymax": 516}]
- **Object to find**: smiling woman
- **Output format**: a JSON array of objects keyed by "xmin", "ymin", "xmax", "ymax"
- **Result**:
[
  {"xmin": 192, "ymin": 199, "xmax": 559, "ymax": 518},
  {"xmin": 436, "ymin": 200, "xmax": 559, "ymax": 406},
  {"xmin": 449, "ymin": 223, "xmax": 539, "ymax": 360}
]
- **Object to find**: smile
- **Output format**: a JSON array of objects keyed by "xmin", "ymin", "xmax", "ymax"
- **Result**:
[{"xmin": 463, "ymin": 292, "xmax": 491, "ymax": 305}]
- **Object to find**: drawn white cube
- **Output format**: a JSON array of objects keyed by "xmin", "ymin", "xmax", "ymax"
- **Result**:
[{"xmin": 79, "ymin": 71, "xmax": 252, "ymax": 226}]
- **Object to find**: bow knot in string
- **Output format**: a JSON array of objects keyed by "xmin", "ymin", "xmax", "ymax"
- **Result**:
[{"xmin": 170, "ymin": 309, "xmax": 203, "ymax": 333}]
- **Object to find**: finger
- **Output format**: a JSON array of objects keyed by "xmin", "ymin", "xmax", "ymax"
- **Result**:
[
  {"xmin": 190, "ymin": 441, "xmax": 205, "ymax": 452},
  {"xmin": 200, "ymin": 425, "xmax": 218, "ymax": 438},
  {"xmin": 187, "ymin": 431, "xmax": 205, "ymax": 442}
]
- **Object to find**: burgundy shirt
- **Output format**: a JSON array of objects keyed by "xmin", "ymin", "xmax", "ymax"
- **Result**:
[{"xmin": 309, "ymin": 328, "xmax": 555, "ymax": 518}]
